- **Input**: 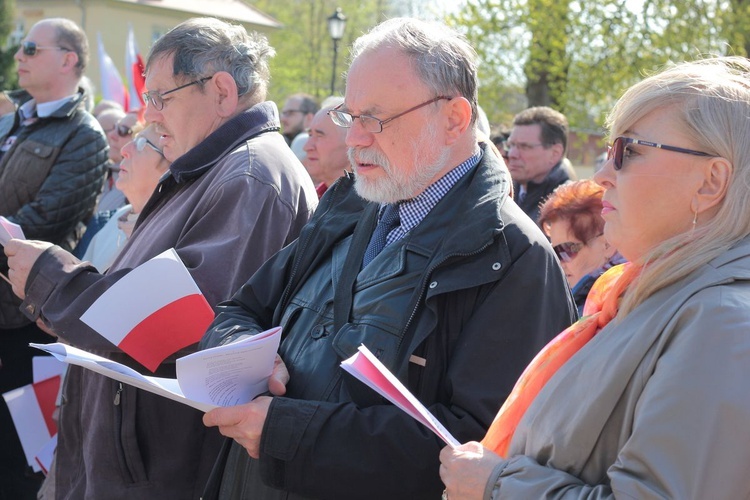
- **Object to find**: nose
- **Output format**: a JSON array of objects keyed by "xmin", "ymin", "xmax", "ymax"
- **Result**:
[
  {"xmin": 593, "ymin": 154, "xmax": 615, "ymax": 188},
  {"xmin": 143, "ymin": 101, "xmax": 160, "ymax": 124},
  {"xmin": 14, "ymin": 46, "xmax": 24, "ymax": 62},
  {"xmin": 120, "ymin": 140, "xmax": 135, "ymax": 159},
  {"xmin": 345, "ymin": 121, "xmax": 374, "ymax": 149},
  {"xmin": 303, "ymin": 136, "xmax": 315, "ymax": 153}
]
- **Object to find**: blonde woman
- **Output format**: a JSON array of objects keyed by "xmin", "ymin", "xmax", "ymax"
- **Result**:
[{"xmin": 440, "ymin": 56, "xmax": 750, "ymax": 499}]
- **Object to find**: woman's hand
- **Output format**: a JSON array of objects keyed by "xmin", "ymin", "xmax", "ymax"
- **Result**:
[{"xmin": 439, "ymin": 441, "xmax": 504, "ymax": 500}]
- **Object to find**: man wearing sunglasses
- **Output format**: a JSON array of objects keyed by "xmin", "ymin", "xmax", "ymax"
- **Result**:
[
  {"xmin": 199, "ymin": 18, "xmax": 575, "ymax": 500},
  {"xmin": 4, "ymin": 17, "xmax": 317, "ymax": 500},
  {"xmin": 0, "ymin": 18, "xmax": 108, "ymax": 499},
  {"xmin": 505, "ymin": 106, "xmax": 572, "ymax": 222}
]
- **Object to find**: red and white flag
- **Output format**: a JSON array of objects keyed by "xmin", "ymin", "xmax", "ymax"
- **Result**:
[
  {"xmin": 80, "ymin": 249, "xmax": 215, "ymax": 372},
  {"xmin": 125, "ymin": 25, "xmax": 146, "ymax": 112},
  {"xmin": 2, "ymin": 375, "xmax": 61, "ymax": 472},
  {"xmin": 97, "ymin": 33, "xmax": 127, "ymax": 109}
]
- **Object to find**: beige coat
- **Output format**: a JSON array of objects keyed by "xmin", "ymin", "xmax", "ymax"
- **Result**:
[{"xmin": 487, "ymin": 236, "xmax": 750, "ymax": 499}]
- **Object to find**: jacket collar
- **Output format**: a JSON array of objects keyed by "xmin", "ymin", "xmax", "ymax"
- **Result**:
[
  {"xmin": 168, "ymin": 101, "xmax": 281, "ymax": 183},
  {"xmin": 515, "ymin": 160, "xmax": 569, "ymax": 193}
]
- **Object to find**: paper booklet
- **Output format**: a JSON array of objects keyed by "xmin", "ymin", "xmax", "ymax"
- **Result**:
[
  {"xmin": 30, "ymin": 326, "xmax": 283, "ymax": 412},
  {"xmin": 341, "ymin": 344, "xmax": 459, "ymax": 447},
  {"xmin": 0, "ymin": 215, "xmax": 25, "ymax": 245}
]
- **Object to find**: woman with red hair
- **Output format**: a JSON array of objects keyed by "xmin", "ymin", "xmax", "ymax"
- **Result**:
[{"xmin": 538, "ymin": 179, "xmax": 624, "ymax": 315}]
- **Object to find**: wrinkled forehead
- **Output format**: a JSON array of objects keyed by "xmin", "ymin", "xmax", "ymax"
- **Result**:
[{"xmin": 345, "ymin": 46, "xmax": 424, "ymax": 112}]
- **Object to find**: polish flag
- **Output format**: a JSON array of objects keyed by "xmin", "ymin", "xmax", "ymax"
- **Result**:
[
  {"xmin": 97, "ymin": 33, "xmax": 128, "ymax": 109},
  {"xmin": 80, "ymin": 248, "xmax": 215, "ymax": 372},
  {"xmin": 2, "ymin": 375, "xmax": 61, "ymax": 472},
  {"xmin": 125, "ymin": 25, "xmax": 146, "ymax": 112}
]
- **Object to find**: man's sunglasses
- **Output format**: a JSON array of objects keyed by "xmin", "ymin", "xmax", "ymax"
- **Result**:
[
  {"xmin": 552, "ymin": 241, "xmax": 584, "ymax": 263},
  {"xmin": 21, "ymin": 41, "xmax": 71, "ymax": 57},
  {"xmin": 607, "ymin": 136, "xmax": 713, "ymax": 171}
]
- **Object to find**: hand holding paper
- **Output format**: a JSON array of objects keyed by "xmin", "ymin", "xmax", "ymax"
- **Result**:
[
  {"xmin": 0, "ymin": 215, "xmax": 24, "ymax": 245},
  {"xmin": 31, "ymin": 326, "xmax": 283, "ymax": 412},
  {"xmin": 341, "ymin": 345, "xmax": 459, "ymax": 447}
]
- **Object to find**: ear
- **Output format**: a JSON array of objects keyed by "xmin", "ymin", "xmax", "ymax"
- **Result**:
[
  {"xmin": 695, "ymin": 156, "xmax": 732, "ymax": 214},
  {"xmin": 212, "ymin": 71, "xmax": 239, "ymax": 117},
  {"xmin": 549, "ymin": 142, "xmax": 564, "ymax": 164},
  {"xmin": 61, "ymin": 51, "xmax": 79, "ymax": 74},
  {"xmin": 443, "ymin": 96, "xmax": 472, "ymax": 145}
]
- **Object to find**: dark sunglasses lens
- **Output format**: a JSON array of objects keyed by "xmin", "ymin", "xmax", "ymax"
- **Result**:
[
  {"xmin": 613, "ymin": 137, "xmax": 624, "ymax": 170},
  {"xmin": 553, "ymin": 242, "xmax": 579, "ymax": 263},
  {"xmin": 117, "ymin": 125, "xmax": 133, "ymax": 137},
  {"xmin": 22, "ymin": 42, "xmax": 36, "ymax": 56}
]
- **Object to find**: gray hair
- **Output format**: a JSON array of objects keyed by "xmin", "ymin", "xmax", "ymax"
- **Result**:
[
  {"xmin": 607, "ymin": 56, "xmax": 750, "ymax": 315},
  {"xmin": 320, "ymin": 96, "xmax": 344, "ymax": 111},
  {"xmin": 350, "ymin": 18, "xmax": 478, "ymax": 126},
  {"xmin": 146, "ymin": 17, "xmax": 275, "ymax": 105}
]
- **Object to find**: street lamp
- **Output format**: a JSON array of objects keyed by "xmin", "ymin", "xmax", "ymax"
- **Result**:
[{"xmin": 327, "ymin": 7, "xmax": 347, "ymax": 95}]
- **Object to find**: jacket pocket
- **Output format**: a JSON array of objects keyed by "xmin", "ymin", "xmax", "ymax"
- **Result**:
[{"xmin": 112, "ymin": 382, "xmax": 149, "ymax": 484}]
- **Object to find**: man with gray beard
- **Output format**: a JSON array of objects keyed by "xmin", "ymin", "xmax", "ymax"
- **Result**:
[{"xmin": 199, "ymin": 17, "xmax": 576, "ymax": 500}]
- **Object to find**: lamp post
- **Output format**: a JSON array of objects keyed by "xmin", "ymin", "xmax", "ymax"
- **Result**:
[{"xmin": 327, "ymin": 7, "xmax": 347, "ymax": 95}]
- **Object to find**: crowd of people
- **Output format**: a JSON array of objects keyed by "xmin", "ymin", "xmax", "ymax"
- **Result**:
[{"xmin": 1, "ymin": 12, "xmax": 749, "ymax": 500}]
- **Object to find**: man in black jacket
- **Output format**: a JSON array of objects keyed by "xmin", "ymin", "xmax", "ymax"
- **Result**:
[
  {"xmin": 0, "ymin": 18, "xmax": 108, "ymax": 499},
  {"xmin": 200, "ymin": 18, "xmax": 576, "ymax": 500},
  {"xmin": 506, "ymin": 106, "xmax": 572, "ymax": 222}
]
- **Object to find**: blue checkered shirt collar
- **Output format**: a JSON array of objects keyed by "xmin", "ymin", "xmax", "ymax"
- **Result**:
[{"xmin": 379, "ymin": 148, "xmax": 483, "ymax": 246}]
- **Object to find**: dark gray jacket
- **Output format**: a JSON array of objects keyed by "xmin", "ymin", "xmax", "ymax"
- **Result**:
[
  {"xmin": 513, "ymin": 161, "xmax": 571, "ymax": 223},
  {"xmin": 201, "ymin": 144, "xmax": 577, "ymax": 500},
  {"xmin": 0, "ymin": 89, "xmax": 108, "ymax": 328}
]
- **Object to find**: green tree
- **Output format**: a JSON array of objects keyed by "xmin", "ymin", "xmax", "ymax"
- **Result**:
[
  {"xmin": 0, "ymin": 0, "xmax": 17, "ymax": 90},
  {"xmin": 252, "ymin": 0, "xmax": 396, "ymax": 104},
  {"xmin": 451, "ymin": 0, "xmax": 734, "ymax": 130}
]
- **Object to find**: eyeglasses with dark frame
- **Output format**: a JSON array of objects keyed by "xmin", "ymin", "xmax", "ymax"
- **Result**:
[
  {"xmin": 328, "ymin": 96, "xmax": 453, "ymax": 134},
  {"xmin": 607, "ymin": 136, "xmax": 713, "ymax": 171},
  {"xmin": 503, "ymin": 141, "xmax": 545, "ymax": 153},
  {"xmin": 142, "ymin": 75, "xmax": 213, "ymax": 111},
  {"xmin": 134, "ymin": 136, "xmax": 165, "ymax": 158},
  {"xmin": 21, "ymin": 41, "xmax": 72, "ymax": 57}
]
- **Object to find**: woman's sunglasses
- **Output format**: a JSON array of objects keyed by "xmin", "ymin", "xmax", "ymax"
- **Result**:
[
  {"xmin": 21, "ymin": 41, "xmax": 71, "ymax": 57},
  {"xmin": 606, "ymin": 136, "xmax": 713, "ymax": 171},
  {"xmin": 552, "ymin": 241, "xmax": 584, "ymax": 263},
  {"xmin": 115, "ymin": 124, "xmax": 134, "ymax": 137}
]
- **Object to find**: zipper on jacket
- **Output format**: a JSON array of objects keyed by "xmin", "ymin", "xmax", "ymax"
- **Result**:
[
  {"xmin": 114, "ymin": 382, "xmax": 123, "ymax": 405},
  {"xmin": 400, "ymin": 243, "xmax": 493, "ymax": 352}
]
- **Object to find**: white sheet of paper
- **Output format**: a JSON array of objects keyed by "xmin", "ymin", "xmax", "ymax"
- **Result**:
[
  {"xmin": 0, "ymin": 216, "xmax": 25, "ymax": 245},
  {"xmin": 341, "ymin": 344, "xmax": 459, "ymax": 447},
  {"xmin": 32, "ymin": 356, "xmax": 66, "ymax": 383},
  {"xmin": 30, "ymin": 327, "xmax": 283, "ymax": 413},
  {"xmin": 177, "ymin": 327, "xmax": 282, "ymax": 407}
]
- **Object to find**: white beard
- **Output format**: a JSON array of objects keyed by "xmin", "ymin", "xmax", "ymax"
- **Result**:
[{"xmin": 349, "ymin": 122, "xmax": 450, "ymax": 203}]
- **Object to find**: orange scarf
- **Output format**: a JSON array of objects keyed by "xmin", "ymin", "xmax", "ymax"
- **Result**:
[{"xmin": 481, "ymin": 262, "xmax": 640, "ymax": 458}]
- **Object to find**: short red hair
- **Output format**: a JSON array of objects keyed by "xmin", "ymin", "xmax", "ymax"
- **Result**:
[{"xmin": 538, "ymin": 179, "xmax": 605, "ymax": 243}]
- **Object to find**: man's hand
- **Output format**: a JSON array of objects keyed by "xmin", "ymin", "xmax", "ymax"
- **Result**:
[
  {"xmin": 4, "ymin": 240, "xmax": 53, "ymax": 300},
  {"xmin": 202, "ymin": 354, "xmax": 289, "ymax": 458},
  {"xmin": 203, "ymin": 396, "xmax": 273, "ymax": 459}
]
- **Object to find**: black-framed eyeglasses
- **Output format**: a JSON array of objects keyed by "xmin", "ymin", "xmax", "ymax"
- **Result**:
[
  {"xmin": 281, "ymin": 109, "xmax": 304, "ymax": 117},
  {"xmin": 142, "ymin": 75, "xmax": 213, "ymax": 111},
  {"xmin": 21, "ymin": 41, "xmax": 71, "ymax": 57},
  {"xmin": 134, "ymin": 136, "xmax": 165, "ymax": 158},
  {"xmin": 607, "ymin": 136, "xmax": 714, "ymax": 171},
  {"xmin": 328, "ymin": 96, "xmax": 452, "ymax": 134}
]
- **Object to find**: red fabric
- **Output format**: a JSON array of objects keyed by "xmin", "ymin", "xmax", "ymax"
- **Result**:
[
  {"xmin": 117, "ymin": 294, "xmax": 214, "ymax": 372},
  {"xmin": 481, "ymin": 263, "xmax": 639, "ymax": 457}
]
